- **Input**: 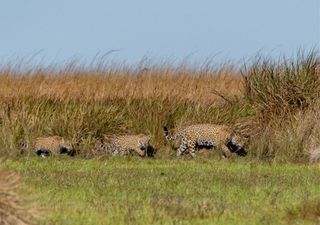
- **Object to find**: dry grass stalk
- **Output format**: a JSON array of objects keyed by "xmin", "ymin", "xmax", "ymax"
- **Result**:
[
  {"xmin": 0, "ymin": 164, "xmax": 39, "ymax": 225},
  {"xmin": 0, "ymin": 68, "xmax": 243, "ymax": 105}
]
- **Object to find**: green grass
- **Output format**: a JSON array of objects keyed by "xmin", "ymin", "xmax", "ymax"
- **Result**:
[
  {"xmin": 2, "ymin": 158, "xmax": 320, "ymax": 225},
  {"xmin": 1, "ymin": 52, "xmax": 320, "ymax": 224}
]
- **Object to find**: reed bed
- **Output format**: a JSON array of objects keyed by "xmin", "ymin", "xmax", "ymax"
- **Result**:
[
  {"xmin": 0, "ymin": 51, "xmax": 319, "ymax": 162},
  {"xmin": 0, "ymin": 67, "xmax": 242, "ymax": 104}
]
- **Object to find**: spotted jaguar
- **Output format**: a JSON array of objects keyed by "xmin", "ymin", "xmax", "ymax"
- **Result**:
[
  {"xmin": 163, "ymin": 124, "xmax": 247, "ymax": 158},
  {"xmin": 102, "ymin": 134, "xmax": 151, "ymax": 157},
  {"xmin": 34, "ymin": 135, "xmax": 76, "ymax": 157}
]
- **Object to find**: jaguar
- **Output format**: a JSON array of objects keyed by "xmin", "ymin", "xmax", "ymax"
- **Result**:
[
  {"xmin": 34, "ymin": 135, "xmax": 76, "ymax": 157},
  {"xmin": 103, "ymin": 134, "xmax": 152, "ymax": 157},
  {"xmin": 164, "ymin": 124, "xmax": 247, "ymax": 158}
]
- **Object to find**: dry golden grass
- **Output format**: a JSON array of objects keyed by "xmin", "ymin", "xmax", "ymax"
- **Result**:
[
  {"xmin": 0, "ymin": 160, "xmax": 39, "ymax": 225},
  {"xmin": 0, "ymin": 64, "xmax": 246, "ymax": 159},
  {"xmin": 0, "ymin": 67, "xmax": 242, "ymax": 104},
  {"xmin": 0, "ymin": 52, "xmax": 319, "ymax": 162}
]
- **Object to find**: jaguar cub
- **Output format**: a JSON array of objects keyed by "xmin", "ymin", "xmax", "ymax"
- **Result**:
[
  {"xmin": 164, "ymin": 124, "xmax": 247, "ymax": 158},
  {"xmin": 103, "ymin": 134, "xmax": 151, "ymax": 157},
  {"xmin": 34, "ymin": 135, "xmax": 76, "ymax": 157}
]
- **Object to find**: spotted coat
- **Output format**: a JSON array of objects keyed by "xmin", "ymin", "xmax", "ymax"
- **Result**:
[
  {"xmin": 102, "ymin": 134, "xmax": 150, "ymax": 157},
  {"xmin": 34, "ymin": 135, "xmax": 75, "ymax": 157},
  {"xmin": 164, "ymin": 124, "xmax": 247, "ymax": 158}
]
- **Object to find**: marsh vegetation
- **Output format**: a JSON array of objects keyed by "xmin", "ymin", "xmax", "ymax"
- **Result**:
[{"xmin": 0, "ymin": 51, "xmax": 319, "ymax": 224}]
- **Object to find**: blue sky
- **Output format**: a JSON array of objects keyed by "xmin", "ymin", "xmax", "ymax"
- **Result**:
[{"xmin": 0, "ymin": 0, "xmax": 319, "ymax": 65}]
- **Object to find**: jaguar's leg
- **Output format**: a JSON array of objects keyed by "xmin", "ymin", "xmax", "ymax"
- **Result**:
[
  {"xmin": 36, "ymin": 148, "xmax": 52, "ymax": 158},
  {"xmin": 188, "ymin": 141, "xmax": 197, "ymax": 158},
  {"xmin": 122, "ymin": 148, "xmax": 131, "ymax": 156},
  {"xmin": 176, "ymin": 138, "xmax": 188, "ymax": 156},
  {"xmin": 109, "ymin": 144, "xmax": 120, "ymax": 155},
  {"xmin": 221, "ymin": 145, "xmax": 232, "ymax": 158}
]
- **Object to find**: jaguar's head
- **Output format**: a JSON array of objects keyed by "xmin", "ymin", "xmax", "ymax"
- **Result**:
[{"xmin": 227, "ymin": 132, "xmax": 248, "ymax": 156}]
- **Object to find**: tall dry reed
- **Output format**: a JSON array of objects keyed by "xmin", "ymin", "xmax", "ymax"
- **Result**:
[{"xmin": 0, "ymin": 52, "xmax": 319, "ymax": 162}]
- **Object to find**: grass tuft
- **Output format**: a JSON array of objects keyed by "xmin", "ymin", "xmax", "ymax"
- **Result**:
[{"xmin": 0, "ymin": 159, "xmax": 39, "ymax": 225}]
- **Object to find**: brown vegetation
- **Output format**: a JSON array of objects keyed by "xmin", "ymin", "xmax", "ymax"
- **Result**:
[
  {"xmin": 0, "ymin": 52, "xmax": 319, "ymax": 162},
  {"xmin": 0, "ymin": 66, "xmax": 242, "ymax": 104},
  {"xmin": 0, "ymin": 161, "xmax": 38, "ymax": 225}
]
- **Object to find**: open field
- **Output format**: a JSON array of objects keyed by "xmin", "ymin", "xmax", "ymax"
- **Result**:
[
  {"xmin": 0, "ymin": 52, "xmax": 320, "ymax": 224},
  {"xmin": 2, "ymin": 158, "xmax": 320, "ymax": 225}
]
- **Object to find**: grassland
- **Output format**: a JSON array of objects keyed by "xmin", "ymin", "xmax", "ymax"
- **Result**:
[
  {"xmin": 0, "ymin": 52, "xmax": 320, "ymax": 224},
  {"xmin": 2, "ymin": 158, "xmax": 320, "ymax": 225}
]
